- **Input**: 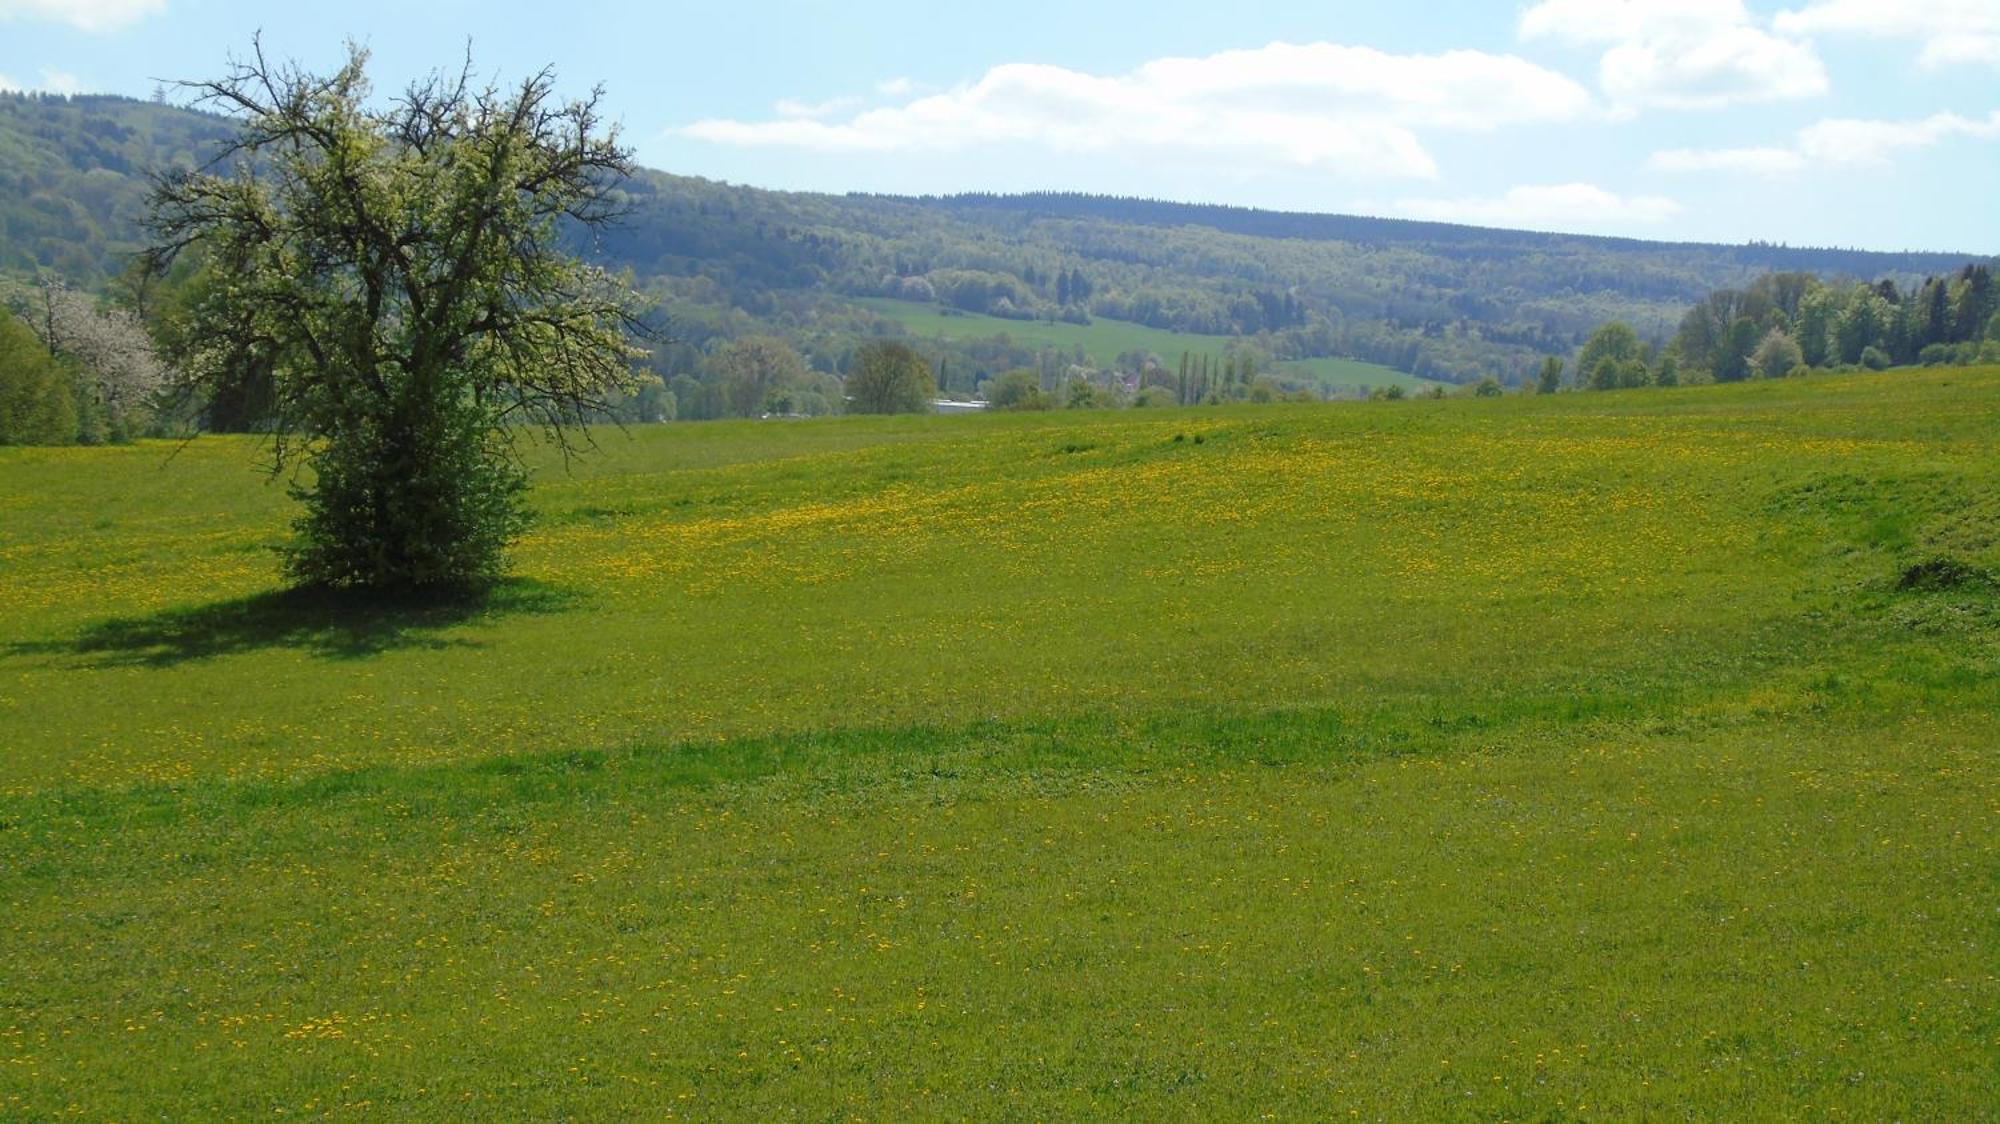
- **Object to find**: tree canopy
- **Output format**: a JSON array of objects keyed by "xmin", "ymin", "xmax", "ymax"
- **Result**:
[
  {"xmin": 845, "ymin": 340, "xmax": 934, "ymax": 414},
  {"xmin": 145, "ymin": 43, "xmax": 645, "ymax": 591},
  {"xmin": 1577, "ymin": 322, "xmax": 1642, "ymax": 389},
  {"xmin": 0, "ymin": 305, "xmax": 78, "ymax": 445}
]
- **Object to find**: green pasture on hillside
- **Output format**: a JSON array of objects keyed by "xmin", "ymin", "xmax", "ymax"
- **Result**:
[
  {"xmin": 2, "ymin": 370, "xmax": 1997, "ymax": 1116},
  {"xmin": 855, "ymin": 296, "xmax": 1425, "ymax": 391}
]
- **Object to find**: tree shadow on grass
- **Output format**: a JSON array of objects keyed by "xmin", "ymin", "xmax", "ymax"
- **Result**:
[{"xmin": 9, "ymin": 578, "xmax": 584, "ymax": 668}]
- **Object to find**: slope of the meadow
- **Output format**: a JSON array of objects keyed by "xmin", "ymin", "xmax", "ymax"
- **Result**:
[{"xmin": 2, "ymin": 371, "xmax": 1996, "ymax": 1116}]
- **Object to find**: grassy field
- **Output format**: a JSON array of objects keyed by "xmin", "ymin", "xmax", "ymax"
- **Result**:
[
  {"xmin": 3, "ymin": 370, "xmax": 1997, "ymax": 1116},
  {"xmin": 855, "ymin": 297, "xmax": 1425, "ymax": 391}
]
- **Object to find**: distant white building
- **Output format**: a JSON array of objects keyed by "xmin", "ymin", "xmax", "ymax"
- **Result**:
[{"xmin": 935, "ymin": 400, "xmax": 988, "ymax": 415}]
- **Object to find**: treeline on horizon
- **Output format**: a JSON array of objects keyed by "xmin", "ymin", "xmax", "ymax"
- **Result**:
[
  {"xmin": 878, "ymin": 190, "xmax": 1974, "ymax": 268},
  {"xmin": 9, "ymin": 261, "xmax": 1998, "ymax": 445},
  {"xmin": 1547, "ymin": 265, "xmax": 2000, "ymax": 395}
]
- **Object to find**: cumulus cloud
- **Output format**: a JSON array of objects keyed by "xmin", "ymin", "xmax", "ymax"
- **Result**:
[
  {"xmin": 1776, "ymin": 0, "xmax": 2000, "ymax": 69},
  {"xmin": 36, "ymin": 68, "xmax": 84, "ymax": 94},
  {"xmin": 674, "ymin": 42, "xmax": 1596, "ymax": 181},
  {"xmin": 1651, "ymin": 109, "xmax": 2000, "ymax": 174},
  {"xmin": 772, "ymin": 95, "xmax": 864, "ymax": 121},
  {"xmin": 1388, "ymin": 183, "xmax": 1683, "ymax": 231},
  {"xmin": 0, "ymin": 0, "xmax": 163, "ymax": 32},
  {"xmin": 0, "ymin": 67, "xmax": 87, "ymax": 94},
  {"xmin": 1798, "ymin": 110, "xmax": 2000, "ymax": 164},
  {"xmin": 1520, "ymin": 0, "xmax": 1829, "ymax": 109}
]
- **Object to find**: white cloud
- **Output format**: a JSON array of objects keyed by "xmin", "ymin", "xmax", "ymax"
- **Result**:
[
  {"xmin": 674, "ymin": 41, "xmax": 1596, "ymax": 181},
  {"xmin": 1521, "ymin": 0, "xmax": 1829, "ymax": 109},
  {"xmin": 1799, "ymin": 110, "xmax": 2000, "ymax": 164},
  {"xmin": 0, "ymin": 67, "xmax": 88, "ymax": 94},
  {"xmin": 0, "ymin": 0, "xmax": 163, "ymax": 32},
  {"xmin": 36, "ymin": 68, "xmax": 83, "ymax": 95},
  {"xmin": 1917, "ymin": 34, "xmax": 2000, "ymax": 69},
  {"xmin": 1388, "ymin": 183, "xmax": 1683, "ymax": 231},
  {"xmin": 1775, "ymin": 0, "xmax": 2000, "ymax": 69},
  {"xmin": 1651, "ymin": 109, "xmax": 2000, "ymax": 174},
  {"xmin": 875, "ymin": 77, "xmax": 915, "ymax": 97},
  {"xmin": 773, "ymin": 95, "xmax": 863, "ymax": 120}
]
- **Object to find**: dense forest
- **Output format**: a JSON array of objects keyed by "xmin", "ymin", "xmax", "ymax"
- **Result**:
[
  {"xmin": 1551, "ymin": 266, "xmax": 2000, "ymax": 395},
  {"xmin": 2, "ymin": 89, "xmax": 1996, "ymax": 434}
]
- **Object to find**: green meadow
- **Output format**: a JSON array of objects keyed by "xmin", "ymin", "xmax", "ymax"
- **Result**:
[
  {"xmin": 3, "ymin": 370, "xmax": 1997, "ymax": 1116},
  {"xmin": 854, "ymin": 296, "xmax": 1424, "ymax": 391}
]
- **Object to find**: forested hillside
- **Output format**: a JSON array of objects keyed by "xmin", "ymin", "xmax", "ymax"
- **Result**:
[
  {"xmin": 0, "ymin": 93, "xmax": 233, "ymax": 281},
  {"xmin": 2, "ymin": 92, "xmax": 1992, "ymax": 387}
]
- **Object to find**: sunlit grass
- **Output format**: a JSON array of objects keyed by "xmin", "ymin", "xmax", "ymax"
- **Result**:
[{"xmin": 1, "ymin": 368, "xmax": 1996, "ymax": 1115}]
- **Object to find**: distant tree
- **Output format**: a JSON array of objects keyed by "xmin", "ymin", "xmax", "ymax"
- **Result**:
[
  {"xmin": 5, "ymin": 275, "xmax": 164, "ymax": 440},
  {"xmin": 0, "ymin": 305, "xmax": 79, "ymax": 444},
  {"xmin": 1113, "ymin": 348, "xmax": 1153, "ymax": 375},
  {"xmin": 1586, "ymin": 358, "xmax": 1642, "ymax": 390},
  {"xmin": 644, "ymin": 382, "xmax": 676, "ymax": 422},
  {"xmin": 1577, "ymin": 321, "xmax": 1641, "ymax": 389},
  {"xmin": 1750, "ymin": 328, "xmax": 1804, "ymax": 380},
  {"xmin": 1953, "ymin": 265, "xmax": 1994, "ymax": 343},
  {"xmin": 1834, "ymin": 285, "xmax": 1890, "ymax": 365},
  {"xmin": 1472, "ymin": 376, "xmax": 1504, "ymax": 397},
  {"xmin": 1917, "ymin": 277, "xmax": 1951, "ymax": 349},
  {"xmin": 1653, "ymin": 351, "xmax": 1680, "ymax": 387},
  {"xmin": 845, "ymin": 340, "xmax": 934, "ymax": 413},
  {"xmin": 1795, "ymin": 286, "xmax": 1838, "ymax": 367},
  {"xmin": 712, "ymin": 336, "xmax": 808, "ymax": 418},
  {"xmin": 144, "ymin": 44, "xmax": 645, "ymax": 592},
  {"xmin": 1535, "ymin": 356, "xmax": 1563, "ymax": 394},
  {"xmin": 1715, "ymin": 316, "xmax": 1760, "ymax": 382},
  {"xmin": 985, "ymin": 368, "xmax": 1046, "ymax": 410},
  {"xmin": 1860, "ymin": 345, "xmax": 1891, "ymax": 371}
]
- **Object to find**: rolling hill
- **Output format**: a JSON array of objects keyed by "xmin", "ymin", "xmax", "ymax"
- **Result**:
[{"xmin": 2, "ymin": 91, "xmax": 1993, "ymax": 387}]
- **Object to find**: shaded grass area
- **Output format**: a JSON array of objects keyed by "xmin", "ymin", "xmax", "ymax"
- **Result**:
[{"xmin": 4, "ymin": 578, "xmax": 582, "ymax": 667}]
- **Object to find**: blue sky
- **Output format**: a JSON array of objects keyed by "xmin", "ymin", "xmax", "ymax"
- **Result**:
[{"xmin": 2, "ymin": 0, "xmax": 1996, "ymax": 251}]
